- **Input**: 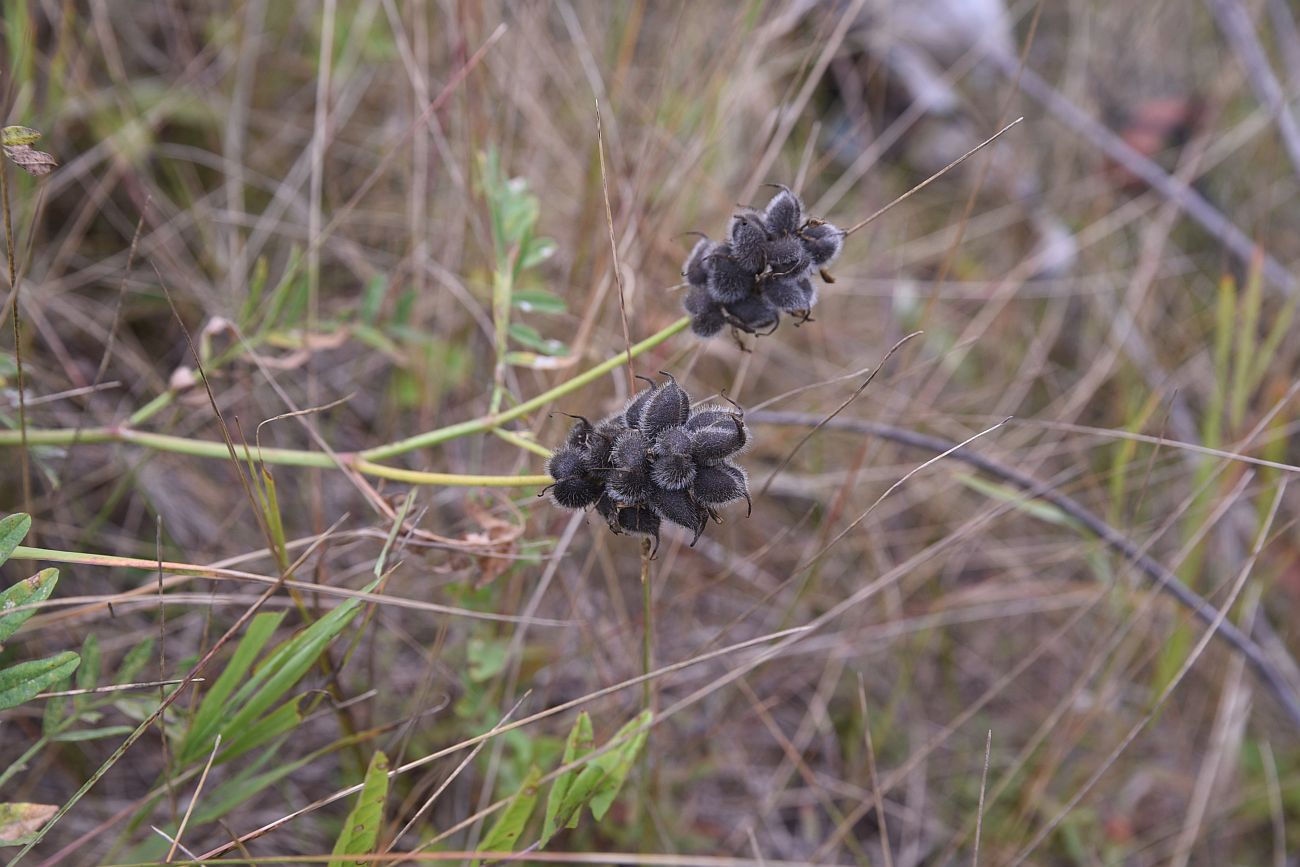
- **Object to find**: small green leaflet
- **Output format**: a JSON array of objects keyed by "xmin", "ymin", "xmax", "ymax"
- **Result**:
[
  {"xmin": 0, "ymin": 568, "xmax": 58, "ymax": 645},
  {"xmin": 0, "ymin": 513, "xmax": 32, "ymax": 568},
  {"xmin": 328, "ymin": 750, "xmax": 389, "ymax": 867},
  {"xmin": 507, "ymin": 323, "xmax": 568, "ymax": 356},
  {"xmin": 473, "ymin": 764, "xmax": 541, "ymax": 866},
  {"xmin": 0, "ymin": 652, "xmax": 80, "ymax": 712},
  {"xmin": 541, "ymin": 711, "xmax": 593, "ymax": 846}
]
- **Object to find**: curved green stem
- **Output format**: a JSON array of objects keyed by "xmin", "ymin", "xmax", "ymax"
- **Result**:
[{"xmin": 0, "ymin": 316, "xmax": 690, "ymax": 487}]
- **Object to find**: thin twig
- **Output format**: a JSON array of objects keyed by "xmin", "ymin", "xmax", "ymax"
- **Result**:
[{"xmin": 596, "ymin": 98, "xmax": 636, "ymax": 392}]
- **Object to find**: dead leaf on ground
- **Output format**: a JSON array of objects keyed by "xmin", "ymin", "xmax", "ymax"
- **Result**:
[
  {"xmin": 3, "ymin": 144, "xmax": 57, "ymax": 176},
  {"xmin": 0, "ymin": 803, "xmax": 57, "ymax": 845}
]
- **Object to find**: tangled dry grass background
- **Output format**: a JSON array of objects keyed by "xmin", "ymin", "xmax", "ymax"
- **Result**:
[{"xmin": 2, "ymin": 1, "xmax": 1300, "ymax": 864}]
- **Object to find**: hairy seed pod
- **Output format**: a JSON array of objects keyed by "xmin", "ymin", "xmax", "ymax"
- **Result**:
[
  {"xmin": 686, "ymin": 404, "xmax": 742, "ymax": 431},
  {"xmin": 691, "ymin": 462, "xmax": 750, "ymax": 513},
  {"xmin": 763, "ymin": 187, "xmax": 802, "ymax": 237},
  {"xmin": 550, "ymin": 476, "xmax": 605, "ymax": 510},
  {"xmin": 683, "ymin": 237, "xmax": 714, "ymax": 289},
  {"xmin": 616, "ymin": 505, "xmax": 661, "ymax": 542},
  {"xmin": 622, "ymin": 381, "xmax": 656, "ymax": 430},
  {"xmin": 797, "ymin": 277, "xmax": 818, "ymax": 311},
  {"xmin": 691, "ymin": 308, "xmax": 726, "ymax": 338},
  {"xmin": 594, "ymin": 493, "xmax": 619, "ymax": 523},
  {"xmin": 561, "ymin": 416, "xmax": 593, "ymax": 450},
  {"xmin": 724, "ymin": 294, "xmax": 779, "ymax": 334},
  {"xmin": 800, "ymin": 220, "xmax": 842, "ymax": 266},
  {"xmin": 763, "ymin": 234, "xmax": 810, "ymax": 278},
  {"xmin": 638, "ymin": 373, "xmax": 690, "ymax": 437},
  {"xmin": 546, "ymin": 447, "xmax": 587, "ymax": 481},
  {"xmin": 651, "ymin": 453, "xmax": 696, "ymax": 491},
  {"xmin": 683, "ymin": 283, "xmax": 717, "ymax": 317},
  {"xmin": 647, "ymin": 486, "xmax": 707, "ymax": 545},
  {"xmin": 707, "ymin": 244, "xmax": 757, "ymax": 304},
  {"xmin": 689, "ymin": 417, "xmax": 749, "ymax": 464},
  {"xmin": 761, "ymin": 276, "xmax": 807, "ymax": 312},
  {"xmin": 728, "ymin": 214, "xmax": 767, "ymax": 273},
  {"xmin": 588, "ymin": 415, "xmax": 625, "ymax": 471},
  {"xmin": 608, "ymin": 429, "xmax": 651, "ymax": 503}
]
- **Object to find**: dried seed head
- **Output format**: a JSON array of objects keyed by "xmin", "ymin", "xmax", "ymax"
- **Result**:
[
  {"xmin": 615, "ymin": 505, "xmax": 662, "ymax": 544},
  {"xmin": 763, "ymin": 234, "xmax": 810, "ymax": 278},
  {"xmin": 686, "ymin": 404, "xmax": 742, "ymax": 432},
  {"xmin": 683, "ymin": 237, "xmax": 714, "ymax": 289},
  {"xmin": 638, "ymin": 372, "xmax": 690, "ymax": 438},
  {"xmin": 650, "ymin": 453, "xmax": 697, "ymax": 491},
  {"xmin": 728, "ymin": 214, "xmax": 768, "ymax": 273},
  {"xmin": 800, "ymin": 220, "xmax": 843, "ymax": 266},
  {"xmin": 647, "ymin": 486, "xmax": 707, "ymax": 545},
  {"xmin": 561, "ymin": 415, "xmax": 594, "ymax": 450},
  {"xmin": 724, "ymin": 293, "xmax": 779, "ymax": 334},
  {"xmin": 683, "ymin": 283, "xmax": 717, "ymax": 317},
  {"xmin": 797, "ymin": 277, "xmax": 818, "ymax": 311},
  {"xmin": 763, "ymin": 187, "xmax": 803, "ymax": 237},
  {"xmin": 690, "ymin": 307, "xmax": 726, "ymax": 338},
  {"xmin": 622, "ymin": 379, "xmax": 657, "ymax": 430},
  {"xmin": 550, "ymin": 477, "xmax": 605, "ymax": 510},
  {"xmin": 762, "ymin": 276, "xmax": 807, "ymax": 312},
  {"xmin": 546, "ymin": 447, "xmax": 587, "ymax": 481},
  {"xmin": 691, "ymin": 461, "xmax": 750, "ymax": 513},
  {"xmin": 707, "ymin": 244, "xmax": 757, "ymax": 304},
  {"xmin": 688, "ymin": 416, "xmax": 749, "ymax": 464}
]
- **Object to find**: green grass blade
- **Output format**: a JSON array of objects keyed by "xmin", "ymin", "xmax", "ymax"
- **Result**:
[
  {"xmin": 0, "ymin": 513, "xmax": 32, "ymax": 568},
  {"xmin": 329, "ymin": 750, "xmax": 390, "ymax": 867},
  {"xmin": 178, "ymin": 611, "xmax": 284, "ymax": 765},
  {"xmin": 217, "ymin": 697, "xmax": 304, "ymax": 763},
  {"xmin": 0, "ymin": 652, "xmax": 80, "ymax": 712},
  {"xmin": 0, "ymin": 568, "xmax": 58, "ymax": 644}
]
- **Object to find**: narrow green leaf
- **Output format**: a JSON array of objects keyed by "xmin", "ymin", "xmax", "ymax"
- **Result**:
[
  {"xmin": 511, "ymin": 288, "xmax": 566, "ymax": 315},
  {"xmin": 474, "ymin": 764, "xmax": 541, "ymax": 866},
  {"xmin": 179, "ymin": 611, "xmax": 284, "ymax": 764},
  {"xmin": 507, "ymin": 322, "xmax": 568, "ymax": 356},
  {"xmin": 114, "ymin": 637, "xmax": 154, "ymax": 684},
  {"xmin": 0, "ymin": 652, "xmax": 80, "ymax": 712},
  {"xmin": 217, "ymin": 697, "xmax": 304, "ymax": 763},
  {"xmin": 0, "ymin": 568, "xmax": 58, "ymax": 644},
  {"xmin": 0, "ymin": 126, "xmax": 41, "ymax": 147},
  {"xmin": 0, "ymin": 513, "xmax": 32, "ymax": 569},
  {"xmin": 519, "ymin": 237, "xmax": 557, "ymax": 271},
  {"xmin": 589, "ymin": 710, "xmax": 652, "ymax": 820},
  {"xmin": 41, "ymin": 677, "xmax": 71, "ymax": 736},
  {"xmin": 189, "ymin": 740, "xmax": 310, "ymax": 827},
  {"xmin": 50, "ymin": 725, "xmax": 135, "ymax": 743},
  {"xmin": 553, "ymin": 763, "xmax": 606, "ymax": 831},
  {"xmin": 957, "ymin": 475, "xmax": 1075, "ymax": 528},
  {"xmin": 541, "ymin": 711, "xmax": 593, "ymax": 847},
  {"xmin": 76, "ymin": 633, "xmax": 100, "ymax": 692},
  {"xmin": 329, "ymin": 750, "xmax": 390, "ymax": 867}
]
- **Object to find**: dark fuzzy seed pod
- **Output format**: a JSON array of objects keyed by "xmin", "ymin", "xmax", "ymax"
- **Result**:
[
  {"xmin": 707, "ymin": 245, "xmax": 757, "ymax": 304},
  {"xmin": 683, "ymin": 283, "xmax": 717, "ymax": 317},
  {"xmin": 650, "ymin": 453, "xmax": 697, "ymax": 491},
  {"xmin": 691, "ymin": 309, "xmax": 726, "ymax": 338},
  {"xmin": 638, "ymin": 373, "xmax": 690, "ymax": 437},
  {"xmin": 550, "ymin": 476, "xmax": 605, "ymax": 510},
  {"xmin": 691, "ymin": 462, "xmax": 750, "ymax": 513},
  {"xmin": 764, "ymin": 234, "xmax": 811, "ymax": 277},
  {"xmin": 647, "ymin": 487, "xmax": 707, "ymax": 545},
  {"xmin": 562, "ymin": 416, "xmax": 593, "ymax": 450},
  {"xmin": 728, "ymin": 214, "xmax": 767, "ymax": 274},
  {"xmin": 588, "ymin": 415, "xmax": 625, "ymax": 471},
  {"xmin": 763, "ymin": 188, "xmax": 803, "ymax": 237},
  {"xmin": 800, "ymin": 221, "xmax": 843, "ymax": 266},
  {"xmin": 683, "ymin": 237, "xmax": 714, "ymax": 289},
  {"xmin": 616, "ymin": 505, "xmax": 661, "ymax": 541},
  {"xmin": 594, "ymin": 493, "xmax": 619, "ymax": 523},
  {"xmin": 689, "ymin": 417, "xmax": 749, "ymax": 464},
  {"xmin": 608, "ymin": 429, "xmax": 651, "ymax": 503},
  {"xmin": 761, "ymin": 276, "xmax": 808, "ymax": 312},
  {"xmin": 685, "ymin": 406, "xmax": 741, "ymax": 432},
  {"xmin": 724, "ymin": 294, "xmax": 779, "ymax": 334},
  {"xmin": 797, "ymin": 277, "xmax": 818, "ymax": 310},
  {"xmin": 546, "ymin": 447, "xmax": 587, "ymax": 480},
  {"xmin": 654, "ymin": 426, "xmax": 692, "ymax": 456},
  {"xmin": 622, "ymin": 385, "xmax": 655, "ymax": 430},
  {"xmin": 611, "ymin": 428, "xmax": 649, "ymax": 470}
]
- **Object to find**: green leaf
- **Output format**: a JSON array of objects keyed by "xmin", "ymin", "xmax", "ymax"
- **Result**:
[
  {"xmin": 474, "ymin": 764, "xmax": 540, "ymax": 866},
  {"xmin": 511, "ymin": 288, "xmax": 566, "ymax": 315},
  {"xmin": 115, "ymin": 637, "xmax": 154, "ymax": 684},
  {"xmin": 467, "ymin": 637, "xmax": 508, "ymax": 683},
  {"xmin": 0, "ymin": 652, "xmax": 80, "ymax": 712},
  {"xmin": 0, "ymin": 126, "xmax": 41, "ymax": 147},
  {"xmin": 519, "ymin": 237, "xmax": 557, "ymax": 271},
  {"xmin": 0, "ymin": 568, "xmax": 58, "ymax": 644},
  {"xmin": 189, "ymin": 741, "xmax": 311, "ymax": 827},
  {"xmin": 541, "ymin": 711, "xmax": 593, "ymax": 847},
  {"xmin": 956, "ymin": 475, "xmax": 1076, "ymax": 528},
  {"xmin": 179, "ymin": 611, "xmax": 284, "ymax": 765},
  {"xmin": 50, "ymin": 725, "xmax": 135, "ymax": 743},
  {"xmin": 552, "ymin": 763, "xmax": 606, "ymax": 831},
  {"xmin": 0, "ymin": 802, "xmax": 56, "ymax": 846},
  {"xmin": 359, "ymin": 275, "xmax": 387, "ymax": 324},
  {"xmin": 217, "ymin": 696, "xmax": 304, "ymax": 763},
  {"xmin": 0, "ymin": 513, "xmax": 31, "ymax": 568},
  {"xmin": 588, "ymin": 710, "xmax": 651, "ymax": 821},
  {"xmin": 328, "ymin": 750, "xmax": 390, "ymax": 867},
  {"xmin": 507, "ymin": 323, "xmax": 568, "ymax": 356},
  {"xmin": 76, "ymin": 633, "xmax": 100, "ymax": 692}
]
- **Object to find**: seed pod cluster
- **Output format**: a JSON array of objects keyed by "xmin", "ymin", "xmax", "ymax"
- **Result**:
[
  {"xmin": 544, "ymin": 373, "xmax": 751, "ymax": 552},
  {"xmin": 683, "ymin": 186, "xmax": 843, "ymax": 338}
]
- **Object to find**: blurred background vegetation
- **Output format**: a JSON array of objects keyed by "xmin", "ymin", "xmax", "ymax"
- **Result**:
[{"xmin": 1, "ymin": 1, "xmax": 1299, "ymax": 864}]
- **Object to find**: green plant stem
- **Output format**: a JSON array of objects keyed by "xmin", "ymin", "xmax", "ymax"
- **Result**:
[{"xmin": 0, "ymin": 316, "xmax": 691, "ymax": 486}]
